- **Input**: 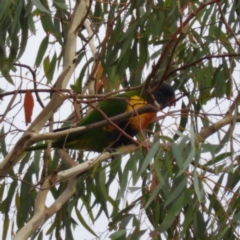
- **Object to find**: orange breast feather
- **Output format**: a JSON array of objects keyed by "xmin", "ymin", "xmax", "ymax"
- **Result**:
[{"xmin": 126, "ymin": 96, "xmax": 156, "ymax": 132}]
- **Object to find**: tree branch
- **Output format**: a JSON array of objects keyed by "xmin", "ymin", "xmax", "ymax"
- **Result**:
[
  {"xmin": 14, "ymin": 179, "xmax": 51, "ymax": 240},
  {"xmin": 0, "ymin": 0, "xmax": 90, "ymax": 179},
  {"xmin": 197, "ymin": 114, "xmax": 240, "ymax": 144},
  {"xmin": 55, "ymin": 144, "xmax": 138, "ymax": 183}
]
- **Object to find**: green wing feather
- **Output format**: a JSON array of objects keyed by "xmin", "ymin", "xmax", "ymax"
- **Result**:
[
  {"xmin": 28, "ymin": 89, "xmax": 144, "ymax": 152},
  {"xmin": 54, "ymin": 95, "xmax": 130, "ymax": 151}
]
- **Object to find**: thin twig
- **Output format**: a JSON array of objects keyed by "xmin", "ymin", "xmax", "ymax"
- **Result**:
[
  {"xmin": 0, "ymin": 83, "xmax": 21, "ymax": 124},
  {"xmin": 165, "ymin": 53, "xmax": 240, "ymax": 79},
  {"xmin": 217, "ymin": 2, "xmax": 240, "ymax": 47},
  {"xmin": 13, "ymin": 63, "xmax": 45, "ymax": 108}
]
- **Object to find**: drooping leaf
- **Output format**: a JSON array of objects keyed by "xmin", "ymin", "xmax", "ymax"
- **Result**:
[
  {"xmin": 24, "ymin": 90, "xmax": 34, "ymax": 126},
  {"xmin": 35, "ymin": 35, "xmax": 49, "ymax": 67},
  {"xmin": 31, "ymin": 0, "xmax": 51, "ymax": 14}
]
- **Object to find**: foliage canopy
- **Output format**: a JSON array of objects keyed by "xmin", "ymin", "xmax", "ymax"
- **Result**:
[{"xmin": 0, "ymin": 0, "xmax": 240, "ymax": 239}]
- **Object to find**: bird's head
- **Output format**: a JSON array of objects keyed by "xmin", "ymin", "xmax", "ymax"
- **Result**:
[{"xmin": 152, "ymin": 82, "xmax": 176, "ymax": 107}]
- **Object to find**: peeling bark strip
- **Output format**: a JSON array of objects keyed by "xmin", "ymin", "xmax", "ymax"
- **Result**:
[{"xmin": 0, "ymin": 1, "xmax": 90, "ymax": 179}]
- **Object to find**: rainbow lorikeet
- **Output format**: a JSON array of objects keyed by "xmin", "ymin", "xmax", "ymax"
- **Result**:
[{"xmin": 29, "ymin": 82, "xmax": 175, "ymax": 152}]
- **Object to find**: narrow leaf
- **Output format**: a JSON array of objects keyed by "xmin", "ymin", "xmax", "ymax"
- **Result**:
[
  {"xmin": 35, "ymin": 35, "xmax": 49, "ymax": 67},
  {"xmin": 109, "ymin": 229, "xmax": 126, "ymax": 240},
  {"xmin": 2, "ymin": 216, "xmax": 9, "ymax": 240},
  {"xmin": 193, "ymin": 171, "xmax": 202, "ymax": 202},
  {"xmin": 144, "ymin": 182, "xmax": 163, "ymax": 209},
  {"xmin": 159, "ymin": 193, "xmax": 185, "ymax": 232},
  {"xmin": 172, "ymin": 143, "xmax": 183, "ymax": 169},
  {"xmin": 31, "ymin": 0, "xmax": 51, "ymax": 14},
  {"xmin": 138, "ymin": 141, "xmax": 159, "ymax": 177},
  {"xmin": 75, "ymin": 207, "xmax": 98, "ymax": 237},
  {"xmin": 176, "ymin": 148, "xmax": 195, "ymax": 177},
  {"xmin": 164, "ymin": 178, "xmax": 186, "ymax": 207}
]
